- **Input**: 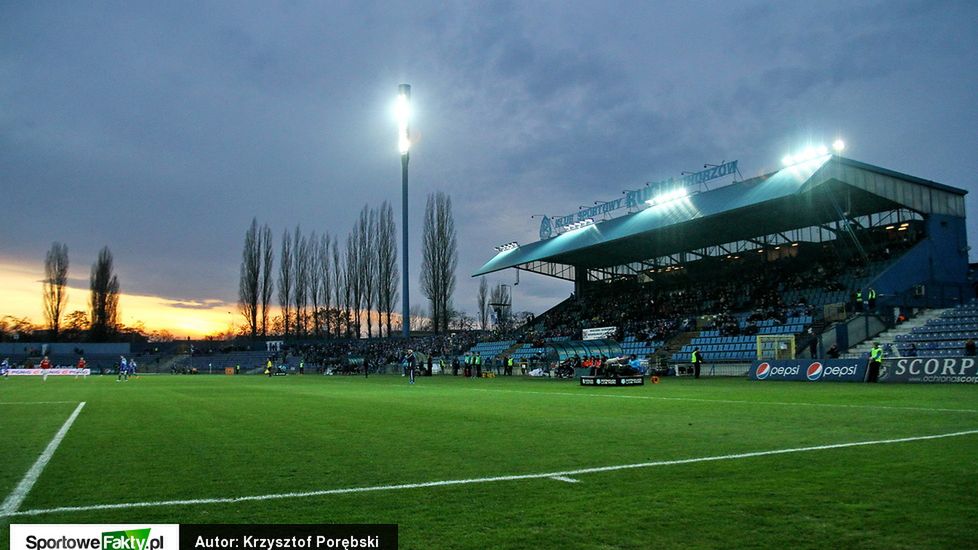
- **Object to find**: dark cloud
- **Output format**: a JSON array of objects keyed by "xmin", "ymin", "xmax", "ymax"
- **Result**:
[{"xmin": 2, "ymin": 0, "xmax": 976, "ymax": 319}]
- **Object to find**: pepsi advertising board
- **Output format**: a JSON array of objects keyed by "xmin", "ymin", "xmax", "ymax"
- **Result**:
[
  {"xmin": 749, "ymin": 360, "xmax": 866, "ymax": 382},
  {"xmin": 880, "ymin": 357, "xmax": 978, "ymax": 383}
]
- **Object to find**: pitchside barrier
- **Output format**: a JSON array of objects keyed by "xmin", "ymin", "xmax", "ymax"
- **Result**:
[
  {"xmin": 3, "ymin": 368, "xmax": 90, "ymax": 377},
  {"xmin": 880, "ymin": 357, "xmax": 978, "ymax": 384},
  {"xmin": 749, "ymin": 360, "xmax": 866, "ymax": 382},
  {"xmin": 580, "ymin": 375, "xmax": 645, "ymax": 386}
]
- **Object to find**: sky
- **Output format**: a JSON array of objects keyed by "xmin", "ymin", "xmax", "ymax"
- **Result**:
[{"xmin": 2, "ymin": 0, "xmax": 977, "ymax": 337}]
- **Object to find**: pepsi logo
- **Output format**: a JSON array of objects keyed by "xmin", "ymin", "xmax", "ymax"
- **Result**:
[
  {"xmin": 756, "ymin": 362, "xmax": 771, "ymax": 380},
  {"xmin": 806, "ymin": 362, "xmax": 823, "ymax": 381}
]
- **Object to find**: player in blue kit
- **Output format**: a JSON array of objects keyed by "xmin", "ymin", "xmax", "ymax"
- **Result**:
[
  {"xmin": 117, "ymin": 356, "xmax": 130, "ymax": 382},
  {"xmin": 402, "ymin": 349, "xmax": 417, "ymax": 384}
]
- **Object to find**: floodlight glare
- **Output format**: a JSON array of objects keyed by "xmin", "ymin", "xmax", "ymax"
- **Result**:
[
  {"xmin": 396, "ymin": 85, "xmax": 411, "ymax": 155},
  {"xmin": 832, "ymin": 139, "xmax": 845, "ymax": 152},
  {"xmin": 646, "ymin": 187, "xmax": 688, "ymax": 206},
  {"xmin": 782, "ymin": 143, "xmax": 833, "ymax": 167}
]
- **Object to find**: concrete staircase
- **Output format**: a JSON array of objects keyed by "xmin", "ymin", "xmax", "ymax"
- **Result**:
[{"xmin": 844, "ymin": 308, "xmax": 949, "ymax": 358}]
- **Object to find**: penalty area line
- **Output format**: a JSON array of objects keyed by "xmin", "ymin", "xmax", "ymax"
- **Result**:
[
  {"xmin": 0, "ymin": 401, "xmax": 86, "ymax": 516},
  {"xmin": 3, "ymin": 428, "xmax": 977, "ymax": 519}
]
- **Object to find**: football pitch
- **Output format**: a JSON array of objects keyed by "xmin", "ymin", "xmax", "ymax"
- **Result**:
[{"xmin": 1, "ymin": 374, "xmax": 976, "ymax": 549}]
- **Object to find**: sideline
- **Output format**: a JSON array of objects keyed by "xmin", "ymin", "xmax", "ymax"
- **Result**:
[
  {"xmin": 0, "ymin": 401, "xmax": 79, "ymax": 405},
  {"xmin": 0, "ymin": 401, "xmax": 86, "ymax": 516},
  {"xmin": 4, "ymin": 427, "xmax": 976, "ymax": 518}
]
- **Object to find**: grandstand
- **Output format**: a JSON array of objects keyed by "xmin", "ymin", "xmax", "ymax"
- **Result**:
[
  {"xmin": 892, "ymin": 300, "xmax": 978, "ymax": 357},
  {"xmin": 475, "ymin": 154, "xmax": 971, "ymax": 367}
]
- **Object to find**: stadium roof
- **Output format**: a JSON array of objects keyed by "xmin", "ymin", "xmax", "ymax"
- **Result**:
[{"xmin": 474, "ymin": 155, "xmax": 966, "ymax": 277}]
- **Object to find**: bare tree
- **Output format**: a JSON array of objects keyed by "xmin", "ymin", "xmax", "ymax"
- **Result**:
[
  {"xmin": 89, "ymin": 246, "xmax": 120, "ymax": 341},
  {"xmin": 277, "ymin": 229, "xmax": 293, "ymax": 337},
  {"xmin": 292, "ymin": 226, "xmax": 310, "ymax": 337},
  {"xmin": 345, "ymin": 230, "xmax": 363, "ymax": 338},
  {"xmin": 238, "ymin": 219, "xmax": 261, "ymax": 339},
  {"xmin": 43, "ymin": 241, "xmax": 70, "ymax": 340},
  {"xmin": 377, "ymin": 201, "xmax": 398, "ymax": 337},
  {"xmin": 331, "ymin": 237, "xmax": 345, "ymax": 338},
  {"xmin": 477, "ymin": 276, "xmax": 489, "ymax": 331},
  {"xmin": 308, "ymin": 230, "xmax": 322, "ymax": 337},
  {"xmin": 359, "ymin": 205, "xmax": 379, "ymax": 338},
  {"xmin": 260, "ymin": 224, "xmax": 274, "ymax": 337},
  {"xmin": 409, "ymin": 303, "xmax": 429, "ymax": 332},
  {"xmin": 489, "ymin": 283, "xmax": 512, "ymax": 331},
  {"xmin": 318, "ymin": 233, "xmax": 332, "ymax": 338},
  {"xmin": 420, "ymin": 192, "xmax": 458, "ymax": 333}
]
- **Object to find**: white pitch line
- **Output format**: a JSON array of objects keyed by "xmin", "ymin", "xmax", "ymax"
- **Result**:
[
  {"xmin": 471, "ymin": 388, "xmax": 978, "ymax": 414},
  {"xmin": 3, "ymin": 428, "xmax": 976, "ymax": 519},
  {"xmin": 0, "ymin": 401, "xmax": 79, "ymax": 406},
  {"xmin": 550, "ymin": 476, "xmax": 580, "ymax": 483},
  {"xmin": 0, "ymin": 401, "xmax": 86, "ymax": 516}
]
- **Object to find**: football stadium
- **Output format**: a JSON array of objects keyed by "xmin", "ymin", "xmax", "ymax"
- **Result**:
[{"xmin": 3, "ymin": 149, "xmax": 977, "ymax": 549}]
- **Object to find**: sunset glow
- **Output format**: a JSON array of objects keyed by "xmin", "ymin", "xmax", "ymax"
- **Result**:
[{"xmin": 0, "ymin": 260, "xmax": 234, "ymax": 338}]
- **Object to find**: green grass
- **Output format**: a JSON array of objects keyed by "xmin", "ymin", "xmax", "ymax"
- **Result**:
[{"xmin": 1, "ymin": 374, "xmax": 977, "ymax": 549}]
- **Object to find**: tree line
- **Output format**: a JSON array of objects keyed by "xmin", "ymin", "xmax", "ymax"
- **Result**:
[
  {"xmin": 5, "ymin": 243, "xmax": 123, "ymax": 342},
  {"xmin": 238, "ymin": 191, "xmax": 459, "ymax": 339}
]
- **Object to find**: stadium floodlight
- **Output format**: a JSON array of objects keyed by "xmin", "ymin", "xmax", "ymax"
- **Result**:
[
  {"xmin": 396, "ymin": 83, "xmax": 411, "ymax": 338},
  {"xmin": 646, "ymin": 187, "xmax": 688, "ymax": 207},
  {"xmin": 396, "ymin": 87, "xmax": 411, "ymax": 155},
  {"xmin": 494, "ymin": 242, "xmax": 519, "ymax": 252},
  {"xmin": 832, "ymin": 139, "xmax": 845, "ymax": 153},
  {"xmin": 565, "ymin": 219, "xmax": 595, "ymax": 231},
  {"xmin": 781, "ymin": 144, "xmax": 832, "ymax": 167}
]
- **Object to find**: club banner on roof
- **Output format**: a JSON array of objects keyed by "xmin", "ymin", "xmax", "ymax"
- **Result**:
[
  {"xmin": 879, "ymin": 358, "xmax": 978, "ymax": 383},
  {"xmin": 542, "ymin": 161, "xmax": 738, "ymax": 236},
  {"xmin": 749, "ymin": 360, "xmax": 866, "ymax": 382}
]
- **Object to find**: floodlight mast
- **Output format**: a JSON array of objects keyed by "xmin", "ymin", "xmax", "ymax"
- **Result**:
[{"xmin": 398, "ymin": 84, "xmax": 411, "ymax": 338}]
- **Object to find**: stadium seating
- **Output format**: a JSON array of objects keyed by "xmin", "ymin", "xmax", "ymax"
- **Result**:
[
  {"xmin": 462, "ymin": 340, "xmax": 516, "ymax": 361},
  {"xmin": 620, "ymin": 335, "xmax": 663, "ymax": 358},
  {"xmin": 671, "ymin": 315, "xmax": 813, "ymax": 362},
  {"xmin": 894, "ymin": 301, "xmax": 978, "ymax": 357}
]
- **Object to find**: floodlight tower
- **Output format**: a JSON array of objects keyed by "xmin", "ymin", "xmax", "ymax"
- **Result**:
[{"xmin": 396, "ymin": 84, "xmax": 411, "ymax": 337}]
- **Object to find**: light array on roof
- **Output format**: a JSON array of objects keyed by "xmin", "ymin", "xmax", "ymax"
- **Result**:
[
  {"xmin": 645, "ymin": 187, "xmax": 689, "ymax": 207},
  {"xmin": 563, "ymin": 218, "xmax": 594, "ymax": 231},
  {"xmin": 781, "ymin": 144, "xmax": 830, "ymax": 167},
  {"xmin": 494, "ymin": 242, "xmax": 519, "ymax": 252}
]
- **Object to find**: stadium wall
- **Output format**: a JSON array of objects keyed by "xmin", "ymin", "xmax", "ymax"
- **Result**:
[
  {"xmin": 0, "ymin": 342, "xmax": 131, "ymax": 355},
  {"xmin": 868, "ymin": 214, "xmax": 969, "ymax": 306}
]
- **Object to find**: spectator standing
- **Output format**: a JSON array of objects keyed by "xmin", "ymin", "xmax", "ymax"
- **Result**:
[
  {"xmin": 867, "ymin": 342, "xmax": 883, "ymax": 382},
  {"xmin": 966, "ymin": 339, "xmax": 976, "ymax": 357},
  {"xmin": 691, "ymin": 347, "xmax": 704, "ymax": 379}
]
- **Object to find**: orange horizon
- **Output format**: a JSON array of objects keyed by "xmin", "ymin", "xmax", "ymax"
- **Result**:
[
  {"xmin": 0, "ymin": 260, "xmax": 410, "ymax": 339},
  {"xmin": 0, "ymin": 260, "xmax": 236, "ymax": 339}
]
